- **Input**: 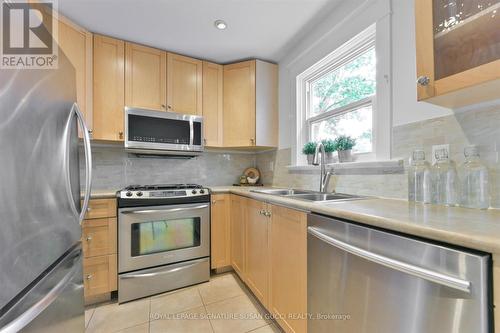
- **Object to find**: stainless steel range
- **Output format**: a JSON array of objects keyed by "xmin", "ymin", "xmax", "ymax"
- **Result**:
[{"xmin": 117, "ymin": 184, "xmax": 210, "ymax": 303}]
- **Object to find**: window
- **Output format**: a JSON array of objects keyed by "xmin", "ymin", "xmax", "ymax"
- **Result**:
[
  {"xmin": 295, "ymin": 23, "xmax": 392, "ymax": 165},
  {"xmin": 308, "ymin": 47, "xmax": 375, "ymax": 153}
]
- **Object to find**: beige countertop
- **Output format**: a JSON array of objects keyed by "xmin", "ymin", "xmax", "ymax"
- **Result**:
[
  {"xmin": 210, "ymin": 186, "xmax": 500, "ymax": 254},
  {"xmin": 81, "ymin": 189, "xmax": 119, "ymax": 199}
]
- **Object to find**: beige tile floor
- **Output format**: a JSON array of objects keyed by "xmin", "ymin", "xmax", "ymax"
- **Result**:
[{"xmin": 85, "ymin": 272, "xmax": 282, "ymax": 333}]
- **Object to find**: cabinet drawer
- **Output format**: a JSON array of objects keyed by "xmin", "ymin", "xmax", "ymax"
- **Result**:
[
  {"xmin": 84, "ymin": 198, "xmax": 117, "ymax": 219},
  {"xmin": 82, "ymin": 218, "xmax": 117, "ymax": 257},
  {"xmin": 83, "ymin": 254, "xmax": 117, "ymax": 297}
]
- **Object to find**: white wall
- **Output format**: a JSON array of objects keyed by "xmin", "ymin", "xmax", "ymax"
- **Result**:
[
  {"xmin": 277, "ymin": 0, "xmax": 453, "ymax": 150},
  {"xmin": 391, "ymin": 0, "xmax": 451, "ymax": 126}
]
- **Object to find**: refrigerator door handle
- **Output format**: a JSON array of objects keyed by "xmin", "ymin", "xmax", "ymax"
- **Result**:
[
  {"xmin": 71, "ymin": 102, "xmax": 92, "ymax": 224},
  {"xmin": 0, "ymin": 258, "xmax": 80, "ymax": 332},
  {"xmin": 307, "ymin": 226, "xmax": 472, "ymax": 293}
]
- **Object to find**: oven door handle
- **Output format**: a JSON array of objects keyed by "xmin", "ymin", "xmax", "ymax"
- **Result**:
[
  {"xmin": 121, "ymin": 204, "xmax": 209, "ymax": 215},
  {"xmin": 120, "ymin": 258, "xmax": 206, "ymax": 279}
]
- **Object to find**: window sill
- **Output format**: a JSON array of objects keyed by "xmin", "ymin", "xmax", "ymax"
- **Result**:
[{"xmin": 287, "ymin": 159, "xmax": 405, "ymax": 175}]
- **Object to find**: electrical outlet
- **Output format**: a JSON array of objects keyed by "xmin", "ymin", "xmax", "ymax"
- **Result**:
[{"xmin": 431, "ymin": 144, "xmax": 450, "ymax": 164}]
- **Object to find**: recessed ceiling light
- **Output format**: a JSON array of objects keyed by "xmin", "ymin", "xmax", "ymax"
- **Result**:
[{"xmin": 214, "ymin": 20, "xmax": 227, "ymax": 30}]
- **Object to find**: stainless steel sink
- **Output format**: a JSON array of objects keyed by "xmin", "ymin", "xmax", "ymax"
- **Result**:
[
  {"xmin": 289, "ymin": 193, "xmax": 363, "ymax": 202},
  {"xmin": 250, "ymin": 188, "xmax": 364, "ymax": 202},
  {"xmin": 250, "ymin": 188, "xmax": 312, "ymax": 196}
]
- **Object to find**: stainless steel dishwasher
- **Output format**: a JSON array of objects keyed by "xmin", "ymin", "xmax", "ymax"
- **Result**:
[{"xmin": 307, "ymin": 213, "xmax": 492, "ymax": 333}]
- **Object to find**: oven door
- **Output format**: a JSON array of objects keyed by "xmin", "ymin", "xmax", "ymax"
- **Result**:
[{"xmin": 118, "ymin": 203, "xmax": 210, "ymax": 273}]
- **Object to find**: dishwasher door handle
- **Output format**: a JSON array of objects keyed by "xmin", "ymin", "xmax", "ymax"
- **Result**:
[{"xmin": 307, "ymin": 226, "xmax": 472, "ymax": 293}]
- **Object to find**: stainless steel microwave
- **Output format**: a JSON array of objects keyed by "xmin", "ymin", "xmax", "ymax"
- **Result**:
[{"xmin": 124, "ymin": 107, "xmax": 203, "ymax": 156}]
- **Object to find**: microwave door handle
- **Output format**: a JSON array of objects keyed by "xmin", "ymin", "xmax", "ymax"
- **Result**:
[
  {"xmin": 121, "ymin": 204, "xmax": 209, "ymax": 215},
  {"xmin": 307, "ymin": 227, "xmax": 472, "ymax": 294}
]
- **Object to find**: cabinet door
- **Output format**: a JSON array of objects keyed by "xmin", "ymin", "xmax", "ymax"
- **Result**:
[
  {"xmin": 83, "ymin": 254, "xmax": 117, "ymax": 297},
  {"xmin": 211, "ymin": 194, "xmax": 231, "ymax": 269},
  {"xmin": 93, "ymin": 35, "xmax": 125, "ymax": 141},
  {"xmin": 84, "ymin": 198, "xmax": 117, "ymax": 219},
  {"xmin": 269, "ymin": 205, "xmax": 307, "ymax": 333},
  {"xmin": 125, "ymin": 42, "xmax": 167, "ymax": 110},
  {"xmin": 230, "ymin": 195, "xmax": 246, "ymax": 279},
  {"xmin": 223, "ymin": 60, "xmax": 256, "ymax": 147},
  {"xmin": 245, "ymin": 198, "xmax": 269, "ymax": 307},
  {"xmin": 58, "ymin": 18, "xmax": 93, "ymax": 135},
  {"xmin": 415, "ymin": 0, "xmax": 500, "ymax": 105},
  {"xmin": 167, "ymin": 53, "xmax": 203, "ymax": 115},
  {"xmin": 82, "ymin": 217, "xmax": 117, "ymax": 258},
  {"xmin": 202, "ymin": 61, "xmax": 223, "ymax": 146}
]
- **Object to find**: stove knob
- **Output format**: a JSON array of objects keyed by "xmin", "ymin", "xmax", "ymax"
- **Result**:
[
  {"xmin": 192, "ymin": 190, "xmax": 197, "ymax": 194},
  {"xmin": 126, "ymin": 191, "xmax": 132, "ymax": 197},
  {"xmin": 136, "ymin": 191, "xmax": 143, "ymax": 197},
  {"xmin": 199, "ymin": 189, "xmax": 205, "ymax": 194}
]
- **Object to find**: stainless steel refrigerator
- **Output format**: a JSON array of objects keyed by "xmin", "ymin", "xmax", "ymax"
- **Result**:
[{"xmin": 0, "ymin": 47, "xmax": 92, "ymax": 331}]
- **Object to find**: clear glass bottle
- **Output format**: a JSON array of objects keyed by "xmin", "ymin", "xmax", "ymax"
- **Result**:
[
  {"xmin": 408, "ymin": 150, "xmax": 431, "ymax": 203},
  {"xmin": 431, "ymin": 148, "xmax": 458, "ymax": 206},
  {"xmin": 459, "ymin": 145, "xmax": 489, "ymax": 209}
]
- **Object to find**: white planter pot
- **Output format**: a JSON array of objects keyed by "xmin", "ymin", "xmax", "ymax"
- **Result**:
[
  {"xmin": 306, "ymin": 154, "xmax": 314, "ymax": 165},
  {"xmin": 325, "ymin": 152, "xmax": 335, "ymax": 164},
  {"xmin": 338, "ymin": 149, "xmax": 353, "ymax": 163}
]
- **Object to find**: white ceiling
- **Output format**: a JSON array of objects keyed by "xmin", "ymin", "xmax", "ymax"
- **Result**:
[{"xmin": 58, "ymin": 0, "xmax": 340, "ymax": 64}]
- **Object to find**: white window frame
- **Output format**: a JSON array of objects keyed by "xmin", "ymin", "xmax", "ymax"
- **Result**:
[{"xmin": 295, "ymin": 22, "xmax": 391, "ymax": 165}]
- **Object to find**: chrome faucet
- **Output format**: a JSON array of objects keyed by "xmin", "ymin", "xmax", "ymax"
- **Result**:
[{"xmin": 313, "ymin": 143, "xmax": 334, "ymax": 193}]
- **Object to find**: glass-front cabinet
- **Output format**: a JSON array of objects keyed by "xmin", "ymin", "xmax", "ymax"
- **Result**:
[{"xmin": 415, "ymin": 0, "xmax": 500, "ymax": 107}]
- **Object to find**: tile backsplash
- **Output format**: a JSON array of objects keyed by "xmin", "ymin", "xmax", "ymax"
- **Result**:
[
  {"xmin": 257, "ymin": 102, "xmax": 500, "ymax": 208},
  {"xmin": 80, "ymin": 146, "xmax": 256, "ymax": 190}
]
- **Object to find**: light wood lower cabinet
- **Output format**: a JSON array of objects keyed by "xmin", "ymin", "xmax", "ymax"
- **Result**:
[
  {"xmin": 269, "ymin": 204, "xmax": 307, "ymax": 333},
  {"xmin": 83, "ymin": 254, "xmax": 117, "ymax": 297},
  {"xmin": 211, "ymin": 194, "xmax": 231, "ymax": 269},
  {"xmin": 245, "ymin": 198, "xmax": 270, "ymax": 308},
  {"xmin": 82, "ymin": 198, "xmax": 117, "ymax": 300},
  {"xmin": 230, "ymin": 195, "xmax": 246, "ymax": 279},
  {"xmin": 82, "ymin": 217, "xmax": 117, "ymax": 258},
  {"xmin": 227, "ymin": 195, "xmax": 307, "ymax": 333}
]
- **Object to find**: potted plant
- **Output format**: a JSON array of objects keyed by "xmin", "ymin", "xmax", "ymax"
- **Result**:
[
  {"xmin": 334, "ymin": 136, "xmax": 356, "ymax": 162},
  {"xmin": 302, "ymin": 142, "xmax": 317, "ymax": 165},
  {"xmin": 321, "ymin": 139, "xmax": 336, "ymax": 164}
]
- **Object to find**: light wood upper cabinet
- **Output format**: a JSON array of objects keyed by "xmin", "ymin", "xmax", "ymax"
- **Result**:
[
  {"xmin": 415, "ymin": 0, "xmax": 500, "ymax": 108},
  {"xmin": 202, "ymin": 61, "xmax": 223, "ymax": 146},
  {"xmin": 245, "ymin": 198, "xmax": 270, "ymax": 308},
  {"xmin": 230, "ymin": 195, "xmax": 246, "ymax": 280},
  {"xmin": 269, "ymin": 204, "xmax": 307, "ymax": 333},
  {"xmin": 211, "ymin": 194, "xmax": 231, "ymax": 269},
  {"xmin": 125, "ymin": 42, "xmax": 167, "ymax": 110},
  {"xmin": 57, "ymin": 17, "xmax": 93, "ymax": 134},
  {"xmin": 167, "ymin": 53, "xmax": 203, "ymax": 115},
  {"xmin": 93, "ymin": 35, "xmax": 125, "ymax": 141},
  {"xmin": 223, "ymin": 60, "xmax": 278, "ymax": 148}
]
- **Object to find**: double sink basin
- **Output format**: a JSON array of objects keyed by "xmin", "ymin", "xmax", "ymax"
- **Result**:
[{"xmin": 250, "ymin": 188, "xmax": 364, "ymax": 203}]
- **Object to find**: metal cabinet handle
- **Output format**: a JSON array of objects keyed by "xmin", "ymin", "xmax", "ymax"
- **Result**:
[
  {"xmin": 122, "ymin": 204, "xmax": 209, "ymax": 215},
  {"xmin": 119, "ymin": 131, "xmax": 124, "ymax": 139},
  {"xmin": 250, "ymin": 138, "xmax": 255, "ymax": 144},
  {"xmin": 86, "ymin": 274, "xmax": 93, "ymax": 280},
  {"xmin": 85, "ymin": 235, "xmax": 92, "ymax": 242},
  {"xmin": 212, "ymin": 200, "xmax": 216, "ymax": 204},
  {"xmin": 259, "ymin": 209, "xmax": 265, "ymax": 215},
  {"xmin": 87, "ymin": 207, "xmax": 92, "ymax": 212},
  {"xmin": 167, "ymin": 105, "xmax": 172, "ymax": 109},
  {"xmin": 266, "ymin": 211, "xmax": 271, "ymax": 217},
  {"xmin": 417, "ymin": 76, "xmax": 430, "ymax": 86},
  {"xmin": 161, "ymin": 104, "xmax": 166, "ymax": 109},
  {"xmin": 307, "ymin": 227, "xmax": 471, "ymax": 293},
  {"xmin": 121, "ymin": 258, "xmax": 206, "ymax": 279}
]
